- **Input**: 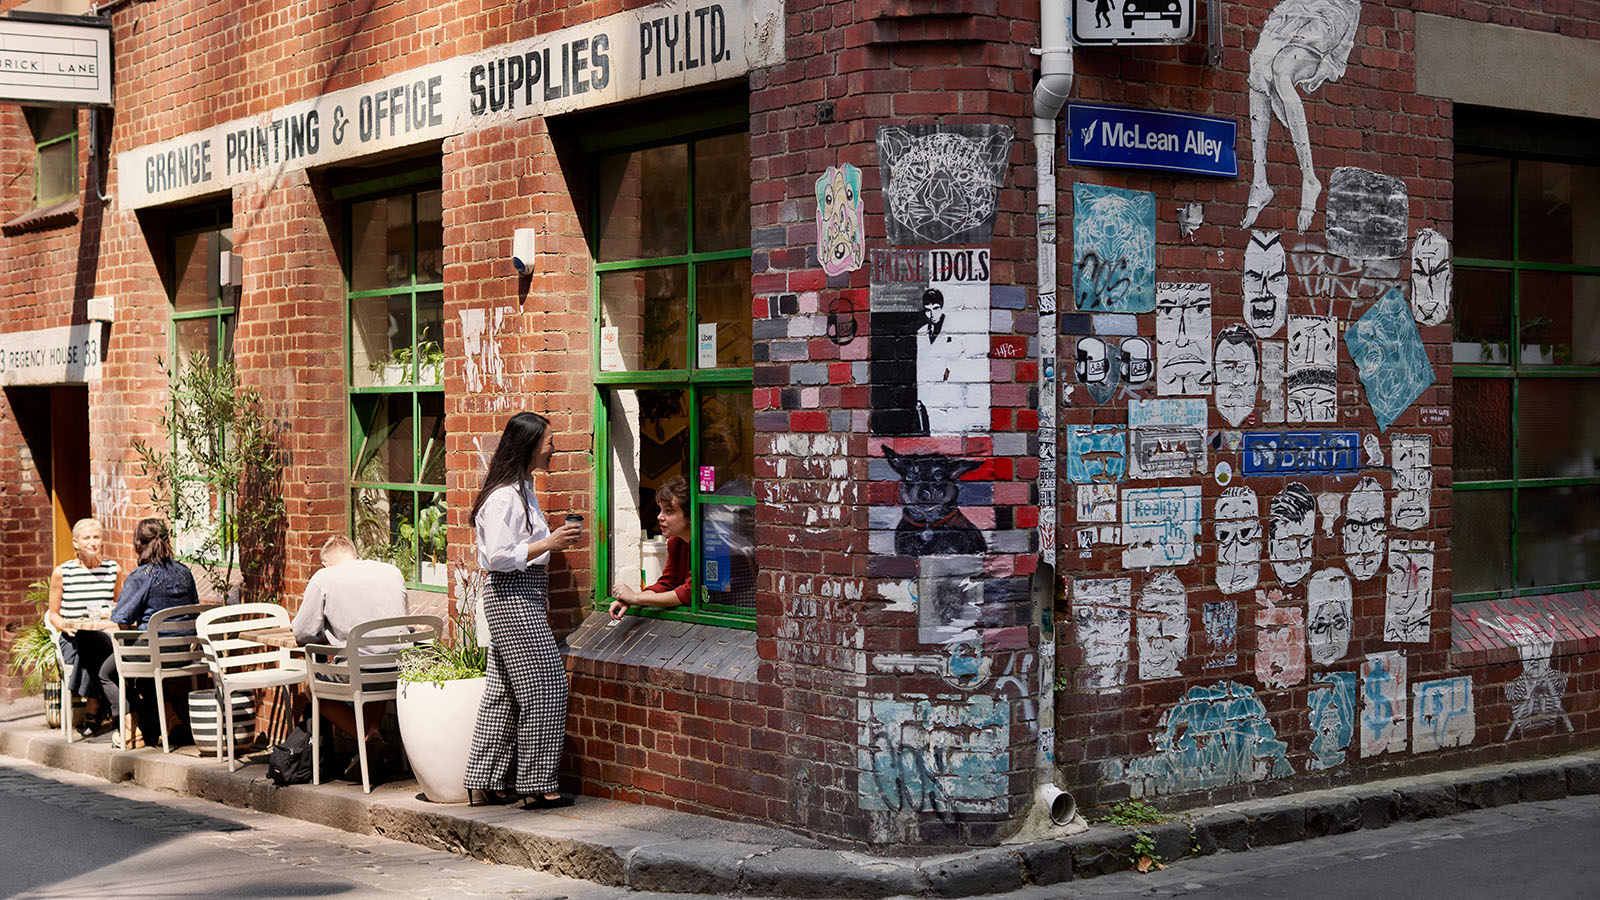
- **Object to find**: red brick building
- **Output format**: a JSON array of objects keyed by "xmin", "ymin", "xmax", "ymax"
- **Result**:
[{"xmin": 2, "ymin": 0, "xmax": 1598, "ymax": 850}]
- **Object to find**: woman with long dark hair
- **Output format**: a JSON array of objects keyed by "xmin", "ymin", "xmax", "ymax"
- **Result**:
[
  {"xmin": 463, "ymin": 412, "xmax": 582, "ymax": 807},
  {"xmin": 100, "ymin": 518, "xmax": 199, "ymax": 748}
]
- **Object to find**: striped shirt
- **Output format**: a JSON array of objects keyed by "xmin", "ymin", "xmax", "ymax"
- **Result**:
[{"xmin": 59, "ymin": 558, "xmax": 119, "ymax": 620}]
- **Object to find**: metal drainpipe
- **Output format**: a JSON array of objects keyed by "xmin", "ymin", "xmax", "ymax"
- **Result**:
[{"xmin": 1029, "ymin": 0, "xmax": 1075, "ymax": 828}]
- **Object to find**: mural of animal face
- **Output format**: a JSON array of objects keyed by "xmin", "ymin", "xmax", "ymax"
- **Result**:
[
  {"xmin": 1269, "ymin": 482, "xmax": 1316, "ymax": 585},
  {"xmin": 1410, "ymin": 228, "xmax": 1452, "ymax": 326},
  {"xmin": 1214, "ymin": 324, "xmax": 1260, "ymax": 426},
  {"xmin": 878, "ymin": 127, "xmax": 1013, "ymax": 245},
  {"xmin": 816, "ymin": 163, "xmax": 865, "ymax": 276},
  {"xmin": 1214, "ymin": 486, "xmax": 1261, "ymax": 594},
  {"xmin": 882, "ymin": 446, "xmax": 986, "ymax": 557},
  {"xmin": 1243, "ymin": 231, "xmax": 1288, "ymax": 338},
  {"xmin": 1307, "ymin": 568, "xmax": 1353, "ymax": 664},
  {"xmin": 1342, "ymin": 476, "xmax": 1386, "ymax": 579}
]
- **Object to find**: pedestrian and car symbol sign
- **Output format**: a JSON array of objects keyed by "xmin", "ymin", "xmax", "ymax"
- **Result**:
[{"xmin": 1072, "ymin": 0, "xmax": 1196, "ymax": 45}]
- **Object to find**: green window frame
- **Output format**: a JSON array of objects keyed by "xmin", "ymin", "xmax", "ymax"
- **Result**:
[
  {"xmin": 338, "ymin": 168, "xmax": 447, "ymax": 591},
  {"xmin": 1451, "ymin": 112, "xmax": 1600, "ymax": 601},
  {"xmin": 588, "ymin": 109, "xmax": 757, "ymax": 629},
  {"xmin": 27, "ymin": 107, "xmax": 77, "ymax": 206}
]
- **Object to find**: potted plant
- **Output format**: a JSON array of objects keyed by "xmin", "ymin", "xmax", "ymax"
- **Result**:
[
  {"xmin": 403, "ymin": 496, "xmax": 448, "ymax": 586},
  {"xmin": 6, "ymin": 579, "xmax": 66, "ymax": 728},
  {"xmin": 367, "ymin": 339, "xmax": 444, "ymax": 387},
  {"xmin": 395, "ymin": 602, "xmax": 486, "ymax": 803}
]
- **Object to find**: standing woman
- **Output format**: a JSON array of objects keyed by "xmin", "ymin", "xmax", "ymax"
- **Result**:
[
  {"xmin": 48, "ymin": 518, "xmax": 124, "ymax": 737},
  {"xmin": 464, "ymin": 412, "xmax": 582, "ymax": 807}
]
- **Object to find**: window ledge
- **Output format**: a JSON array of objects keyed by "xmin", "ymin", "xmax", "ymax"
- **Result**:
[
  {"xmin": 3, "ymin": 198, "xmax": 80, "ymax": 236},
  {"xmin": 563, "ymin": 610, "xmax": 758, "ymax": 684},
  {"xmin": 1451, "ymin": 592, "xmax": 1600, "ymax": 667}
]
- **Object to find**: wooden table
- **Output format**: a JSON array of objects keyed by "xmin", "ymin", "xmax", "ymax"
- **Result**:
[{"xmin": 242, "ymin": 626, "xmax": 299, "ymax": 649}]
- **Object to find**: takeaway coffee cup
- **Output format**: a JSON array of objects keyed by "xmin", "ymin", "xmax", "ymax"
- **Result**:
[{"xmin": 565, "ymin": 514, "xmax": 584, "ymax": 538}]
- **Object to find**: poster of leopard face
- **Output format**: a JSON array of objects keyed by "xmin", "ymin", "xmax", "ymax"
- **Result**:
[{"xmin": 876, "ymin": 124, "xmax": 1014, "ymax": 246}]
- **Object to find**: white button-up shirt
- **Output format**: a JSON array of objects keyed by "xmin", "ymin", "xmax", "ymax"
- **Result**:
[{"xmin": 476, "ymin": 480, "xmax": 551, "ymax": 571}]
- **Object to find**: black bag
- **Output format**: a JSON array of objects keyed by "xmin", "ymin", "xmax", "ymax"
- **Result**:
[{"xmin": 267, "ymin": 726, "xmax": 314, "ymax": 786}]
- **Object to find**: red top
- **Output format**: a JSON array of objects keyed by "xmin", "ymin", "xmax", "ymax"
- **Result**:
[{"xmin": 647, "ymin": 537, "xmax": 691, "ymax": 605}]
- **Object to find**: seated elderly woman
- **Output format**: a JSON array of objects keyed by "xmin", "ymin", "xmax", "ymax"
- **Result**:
[
  {"xmin": 97, "ymin": 518, "xmax": 199, "ymax": 749},
  {"xmin": 48, "ymin": 518, "xmax": 124, "ymax": 737}
]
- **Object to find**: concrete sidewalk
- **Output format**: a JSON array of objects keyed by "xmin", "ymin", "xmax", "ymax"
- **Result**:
[{"xmin": 4, "ymin": 697, "xmax": 1599, "ymax": 898}]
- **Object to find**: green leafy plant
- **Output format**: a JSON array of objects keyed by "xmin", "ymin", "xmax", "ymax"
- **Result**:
[
  {"xmin": 133, "ymin": 360, "xmax": 287, "ymax": 603},
  {"xmin": 397, "ymin": 604, "xmax": 486, "ymax": 686},
  {"xmin": 1130, "ymin": 830, "xmax": 1164, "ymax": 873},
  {"xmin": 401, "ymin": 495, "xmax": 448, "ymax": 565},
  {"xmin": 367, "ymin": 339, "xmax": 444, "ymax": 384},
  {"xmin": 1096, "ymin": 799, "xmax": 1168, "ymax": 827},
  {"xmin": 6, "ymin": 579, "xmax": 59, "ymax": 694}
]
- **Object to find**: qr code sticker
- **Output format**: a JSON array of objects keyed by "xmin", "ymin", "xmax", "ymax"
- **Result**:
[{"xmin": 705, "ymin": 560, "xmax": 719, "ymax": 580}]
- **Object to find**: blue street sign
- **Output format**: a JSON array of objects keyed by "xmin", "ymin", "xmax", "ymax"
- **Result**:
[{"xmin": 1066, "ymin": 103, "xmax": 1238, "ymax": 178}]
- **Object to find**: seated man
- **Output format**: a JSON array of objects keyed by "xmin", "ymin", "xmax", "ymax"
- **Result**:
[
  {"xmin": 610, "ymin": 476, "xmax": 691, "ymax": 619},
  {"xmin": 291, "ymin": 535, "xmax": 408, "ymax": 744}
]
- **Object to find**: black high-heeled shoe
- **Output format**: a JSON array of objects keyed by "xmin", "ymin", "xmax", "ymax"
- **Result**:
[{"xmin": 468, "ymin": 788, "xmax": 521, "ymax": 807}]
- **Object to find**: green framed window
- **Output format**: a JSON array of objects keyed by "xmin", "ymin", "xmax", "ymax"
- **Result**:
[
  {"xmin": 27, "ymin": 107, "xmax": 77, "ymax": 206},
  {"xmin": 589, "ymin": 111, "xmax": 757, "ymax": 628},
  {"xmin": 339, "ymin": 169, "xmax": 446, "ymax": 590},
  {"xmin": 1451, "ymin": 113, "xmax": 1600, "ymax": 600}
]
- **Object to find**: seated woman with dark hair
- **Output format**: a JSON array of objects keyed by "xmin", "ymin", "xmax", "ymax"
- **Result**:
[
  {"xmin": 98, "ymin": 517, "xmax": 199, "ymax": 749},
  {"xmin": 609, "ymin": 476, "xmax": 691, "ymax": 619}
]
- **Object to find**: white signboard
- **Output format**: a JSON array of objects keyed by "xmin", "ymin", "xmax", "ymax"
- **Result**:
[
  {"xmin": 118, "ymin": 0, "xmax": 784, "ymax": 210},
  {"xmin": 0, "ymin": 323, "xmax": 106, "ymax": 386},
  {"xmin": 0, "ymin": 18, "xmax": 112, "ymax": 106},
  {"xmin": 1071, "ymin": 0, "xmax": 1196, "ymax": 46}
]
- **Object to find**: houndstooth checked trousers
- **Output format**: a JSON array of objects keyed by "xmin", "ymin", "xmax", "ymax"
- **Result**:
[{"xmin": 463, "ymin": 565, "xmax": 566, "ymax": 796}]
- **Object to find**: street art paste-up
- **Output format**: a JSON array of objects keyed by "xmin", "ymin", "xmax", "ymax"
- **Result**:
[
  {"xmin": 816, "ymin": 162, "xmax": 865, "ymax": 275},
  {"xmin": 1203, "ymin": 599, "xmax": 1239, "ymax": 668},
  {"xmin": 1073, "ymin": 577, "xmax": 1132, "ymax": 690},
  {"xmin": 1315, "ymin": 491, "xmax": 1342, "ymax": 537},
  {"xmin": 1073, "ymin": 183, "xmax": 1157, "ymax": 313},
  {"xmin": 1390, "ymin": 433, "xmax": 1432, "ymax": 529},
  {"xmin": 1155, "ymin": 283, "xmax": 1213, "ymax": 396},
  {"xmin": 1360, "ymin": 650, "xmax": 1408, "ymax": 757},
  {"xmin": 1124, "ymin": 681, "xmax": 1293, "ymax": 798},
  {"xmin": 881, "ymin": 446, "xmax": 986, "ymax": 557},
  {"xmin": 858, "ymin": 695, "xmax": 1010, "ymax": 820},
  {"xmin": 1241, "ymin": 430, "xmax": 1361, "ymax": 477},
  {"xmin": 826, "ymin": 296, "xmax": 858, "ymax": 345},
  {"xmin": 1413, "ymin": 676, "xmax": 1475, "ymax": 753},
  {"xmin": 877, "ymin": 124, "xmax": 1014, "ymax": 246},
  {"xmin": 1066, "ymin": 424, "xmax": 1127, "ymax": 484},
  {"xmin": 1268, "ymin": 482, "xmax": 1316, "ymax": 586},
  {"xmin": 1260, "ymin": 341, "xmax": 1286, "ymax": 423},
  {"xmin": 1482, "ymin": 616, "xmax": 1575, "ymax": 740},
  {"xmin": 1128, "ymin": 398, "xmax": 1207, "ymax": 480},
  {"xmin": 1363, "ymin": 432, "xmax": 1383, "ymax": 466},
  {"xmin": 1074, "ymin": 335, "xmax": 1122, "ymax": 405},
  {"xmin": 1137, "ymin": 572, "xmax": 1189, "ymax": 680},
  {"xmin": 1287, "ymin": 237, "xmax": 1403, "ymax": 302},
  {"xmin": 1178, "ymin": 202, "xmax": 1204, "ymax": 239},
  {"xmin": 1384, "ymin": 538, "xmax": 1434, "ymax": 643},
  {"xmin": 1242, "ymin": 0, "xmax": 1362, "ymax": 232},
  {"xmin": 1307, "ymin": 671, "xmax": 1358, "ymax": 770},
  {"xmin": 1214, "ymin": 325, "xmax": 1260, "ymax": 426},
  {"xmin": 1255, "ymin": 588, "xmax": 1306, "ymax": 689},
  {"xmin": 1076, "ymin": 484, "xmax": 1119, "ymax": 522},
  {"xmin": 1342, "ymin": 476, "xmax": 1386, "ymax": 580},
  {"xmin": 1243, "ymin": 231, "xmax": 1289, "ymax": 339},
  {"xmin": 1122, "ymin": 486, "xmax": 1203, "ymax": 569},
  {"xmin": 1215, "ymin": 460, "xmax": 1235, "ymax": 486},
  {"xmin": 1214, "ymin": 486, "xmax": 1262, "ymax": 595},
  {"xmin": 918, "ymin": 555, "xmax": 985, "ymax": 644},
  {"xmin": 1286, "ymin": 315, "xmax": 1337, "ymax": 423},
  {"xmin": 1325, "ymin": 167, "xmax": 1409, "ymax": 260},
  {"xmin": 1409, "ymin": 228, "xmax": 1452, "ymax": 326},
  {"xmin": 1345, "ymin": 287, "xmax": 1436, "ymax": 431},
  {"xmin": 1120, "ymin": 336, "xmax": 1153, "ymax": 387},
  {"xmin": 1306, "ymin": 568, "xmax": 1353, "ymax": 665},
  {"xmin": 868, "ymin": 248, "xmax": 993, "ymax": 436}
]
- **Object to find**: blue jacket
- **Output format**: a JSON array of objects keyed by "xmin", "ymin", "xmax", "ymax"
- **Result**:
[{"xmin": 110, "ymin": 561, "xmax": 200, "ymax": 628}]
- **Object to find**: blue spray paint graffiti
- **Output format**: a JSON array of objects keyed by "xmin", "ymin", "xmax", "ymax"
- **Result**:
[
  {"xmin": 1125, "ymin": 681, "xmax": 1293, "ymax": 797},
  {"xmin": 1073, "ymin": 183, "xmax": 1156, "ymax": 313},
  {"xmin": 1413, "ymin": 675, "xmax": 1475, "ymax": 753},
  {"xmin": 1344, "ymin": 287, "xmax": 1436, "ymax": 431},
  {"xmin": 1307, "ymin": 671, "xmax": 1357, "ymax": 770},
  {"xmin": 859, "ymin": 696, "xmax": 1010, "ymax": 816},
  {"xmin": 1241, "ymin": 431, "xmax": 1361, "ymax": 476},
  {"xmin": 1066, "ymin": 425, "xmax": 1128, "ymax": 484},
  {"xmin": 1360, "ymin": 651, "xmax": 1407, "ymax": 757}
]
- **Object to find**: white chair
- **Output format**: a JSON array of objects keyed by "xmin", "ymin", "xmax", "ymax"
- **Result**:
[
  {"xmin": 195, "ymin": 603, "xmax": 309, "ymax": 771},
  {"xmin": 42, "ymin": 620, "xmax": 78, "ymax": 743},
  {"xmin": 306, "ymin": 614, "xmax": 443, "ymax": 793},
  {"xmin": 109, "ymin": 604, "xmax": 218, "ymax": 752}
]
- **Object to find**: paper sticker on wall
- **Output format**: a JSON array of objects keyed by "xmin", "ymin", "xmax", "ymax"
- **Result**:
[
  {"xmin": 1076, "ymin": 484, "xmax": 1118, "ymax": 522},
  {"xmin": 1410, "ymin": 229, "xmax": 1452, "ymax": 326},
  {"xmin": 1306, "ymin": 568, "xmax": 1352, "ymax": 665},
  {"xmin": 1345, "ymin": 287, "xmax": 1436, "ymax": 431},
  {"xmin": 869, "ymin": 248, "xmax": 993, "ymax": 436},
  {"xmin": 1363, "ymin": 433, "xmax": 1383, "ymax": 466},
  {"xmin": 1073, "ymin": 577, "xmax": 1132, "ymax": 690},
  {"xmin": 1255, "ymin": 588, "xmax": 1305, "ymax": 689},
  {"xmin": 1483, "ymin": 617, "xmax": 1575, "ymax": 740},
  {"xmin": 1178, "ymin": 202, "xmax": 1204, "ymax": 239},
  {"xmin": 1342, "ymin": 476, "xmax": 1385, "ymax": 580},
  {"xmin": 1074, "ymin": 336, "xmax": 1122, "ymax": 405},
  {"xmin": 877, "ymin": 125, "xmax": 1014, "ymax": 246},
  {"xmin": 1390, "ymin": 433, "xmax": 1432, "ymax": 529},
  {"xmin": 1128, "ymin": 398, "xmax": 1207, "ymax": 479},
  {"xmin": 1066, "ymin": 425, "xmax": 1127, "ymax": 484},
  {"xmin": 1120, "ymin": 336, "xmax": 1152, "ymax": 386},
  {"xmin": 1260, "ymin": 341, "xmax": 1285, "ymax": 423},
  {"xmin": 1202, "ymin": 600, "xmax": 1238, "ymax": 668},
  {"xmin": 1268, "ymin": 482, "xmax": 1315, "ymax": 586},
  {"xmin": 1413, "ymin": 676, "xmax": 1475, "ymax": 753},
  {"xmin": 1214, "ymin": 324, "xmax": 1259, "ymax": 426},
  {"xmin": 1124, "ymin": 682, "xmax": 1292, "ymax": 798},
  {"xmin": 918, "ymin": 555, "xmax": 984, "ymax": 644},
  {"xmin": 1215, "ymin": 486, "xmax": 1261, "ymax": 595},
  {"xmin": 1360, "ymin": 650, "xmax": 1407, "ymax": 757},
  {"xmin": 1384, "ymin": 539, "xmax": 1434, "ymax": 643},
  {"xmin": 1138, "ymin": 572, "xmax": 1189, "ymax": 680},
  {"xmin": 1326, "ymin": 167, "xmax": 1409, "ymax": 260},
  {"xmin": 1242, "ymin": 231, "xmax": 1288, "ymax": 339},
  {"xmin": 1156, "ymin": 283, "xmax": 1212, "ymax": 396},
  {"xmin": 697, "ymin": 322, "xmax": 718, "ymax": 368},
  {"xmin": 1307, "ymin": 671, "xmax": 1357, "ymax": 770},
  {"xmin": 1286, "ymin": 315, "xmax": 1336, "ymax": 423},
  {"xmin": 1073, "ymin": 183, "xmax": 1156, "ymax": 313},
  {"xmin": 1122, "ymin": 485, "xmax": 1202, "ymax": 568},
  {"xmin": 816, "ymin": 162, "xmax": 865, "ymax": 275},
  {"xmin": 1241, "ymin": 430, "xmax": 1361, "ymax": 477},
  {"xmin": 600, "ymin": 325, "xmax": 624, "ymax": 372},
  {"xmin": 1214, "ymin": 460, "xmax": 1233, "ymax": 486}
]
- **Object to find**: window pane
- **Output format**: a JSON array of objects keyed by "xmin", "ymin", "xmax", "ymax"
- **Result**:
[
  {"xmin": 418, "ymin": 392, "xmax": 445, "ymax": 486},
  {"xmin": 350, "ymin": 197, "xmax": 414, "ymax": 291},
  {"xmin": 416, "ymin": 189, "xmax": 443, "ymax": 283},
  {"xmin": 351, "ymin": 295, "xmax": 414, "ymax": 387},
  {"xmin": 1519, "ymin": 484, "xmax": 1600, "ymax": 589},
  {"xmin": 695, "ymin": 258, "xmax": 752, "ymax": 369},
  {"xmin": 1517, "ymin": 379, "xmax": 1600, "ymax": 480},
  {"xmin": 174, "ymin": 317, "xmax": 218, "ymax": 375},
  {"xmin": 37, "ymin": 138, "xmax": 75, "ymax": 201},
  {"xmin": 700, "ymin": 388, "xmax": 753, "ymax": 497},
  {"xmin": 1452, "ymin": 490, "xmax": 1512, "ymax": 595},
  {"xmin": 1520, "ymin": 271, "xmax": 1600, "ymax": 367},
  {"xmin": 701, "ymin": 502, "xmax": 756, "ymax": 609},
  {"xmin": 1455, "ymin": 378, "xmax": 1512, "ymax": 481},
  {"xmin": 597, "ymin": 144, "xmax": 688, "ymax": 261},
  {"xmin": 605, "ymin": 388, "xmax": 690, "ymax": 598},
  {"xmin": 416, "ymin": 290, "xmax": 444, "ymax": 385},
  {"xmin": 1455, "ymin": 153, "xmax": 1512, "ymax": 260},
  {"xmin": 352, "ymin": 394, "xmax": 415, "ymax": 484},
  {"xmin": 352, "ymin": 488, "xmax": 417, "ymax": 580},
  {"xmin": 416, "ymin": 492, "xmax": 447, "ymax": 587},
  {"xmin": 173, "ymin": 232, "xmax": 216, "ymax": 313},
  {"xmin": 693, "ymin": 132, "xmax": 750, "ymax": 252},
  {"xmin": 600, "ymin": 267, "xmax": 687, "ymax": 371},
  {"xmin": 1451, "ymin": 268, "xmax": 1512, "ymax": 364},
  {"xmin": 1518, "ymin": 160, "xmax": 1600, "ymax": 267}
]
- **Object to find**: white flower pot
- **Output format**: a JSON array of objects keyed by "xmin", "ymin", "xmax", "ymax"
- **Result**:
[
  {"xmin": 396, "ymin": 676, "xmax": 486, "ymax": 803},
  {"xmin": 419, "ymin": 561, "xmax": 448, "ymax": 586}
]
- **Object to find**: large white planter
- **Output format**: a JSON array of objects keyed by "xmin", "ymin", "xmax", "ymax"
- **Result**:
[{"xmin": 396, "ymin": 676, "xmax": 486, "ymax": 803}]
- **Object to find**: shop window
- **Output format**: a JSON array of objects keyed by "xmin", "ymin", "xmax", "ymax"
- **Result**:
[
  {"xmin": 27, "ymin": 107, "xmax": 77, "ymax": 206},
  {"xmin": 341, "ymin": 171, "xmax": 446, "ymax": 590},
  {"xmin": 1452, "ymin": 117, "xmax": 1600, "ymax": 600},
  {"xmin": 592, "ymin": 122, "xmax": 756, "ymax": 627}
]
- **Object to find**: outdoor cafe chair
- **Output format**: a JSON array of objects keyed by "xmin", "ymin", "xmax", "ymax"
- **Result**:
[
  {"xmin": 42, "ymin": 620, "xmax": 78, "ymax": 744},
  {"xmin": 305, "ymin": 614, "xmax": 444, "ymax": 793},
  {"xmin": 195, "ymin": 603, "xmax": 309, "ymax": 771},
  {"xmin": 109, "ymin": 604, "xmax": 219, "ymax": 753}
]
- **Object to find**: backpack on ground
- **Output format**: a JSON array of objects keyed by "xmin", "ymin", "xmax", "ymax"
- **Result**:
[{"xmin": 267, "ymin": 725, "xmax": 314, "ymax": 786}]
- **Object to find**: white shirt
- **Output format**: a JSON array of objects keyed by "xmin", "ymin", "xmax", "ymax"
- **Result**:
[
  {"xmin": 476, "ymin": 480, "xmax": 550, "ymax": 571},
  {"xmin": 291, "ymin": 559, "xmax": 408, "ymax": 647}
]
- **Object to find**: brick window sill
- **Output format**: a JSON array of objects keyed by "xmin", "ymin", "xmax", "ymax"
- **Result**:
[
  {"xmin": 2, "ymin": 199, "xmax": 79, "ymax": 236},
  {"xmin": 562, "ymin": 610, "xmax": 759, "ymax": 691},
  {"xmin": 1451, "ymin": 592, "xmax": 1600, "ymax": 667}
]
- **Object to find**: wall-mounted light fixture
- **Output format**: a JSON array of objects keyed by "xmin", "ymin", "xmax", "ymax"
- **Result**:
[{"xmin": 512, "ymin": 228, "xmax": 536, "ymax": 275}]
